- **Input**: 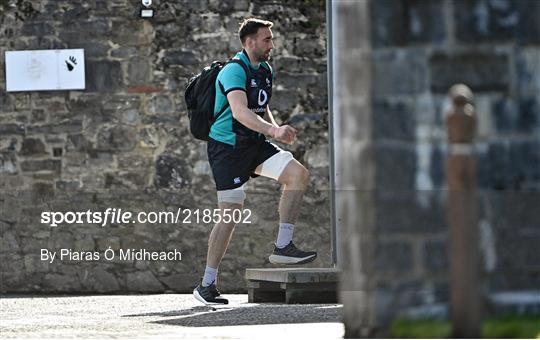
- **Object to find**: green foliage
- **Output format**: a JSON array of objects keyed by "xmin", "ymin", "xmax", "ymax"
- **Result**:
[
  {"xmin": 390, "ymin": 315, "xmax": 540, "ymax": 338},
  {"xmin": 483, "ymin": 315, "xmax": 540, "ymax": 339},
  {"xmin": 391, "ymin": 318, "xmax": 450, "ymax": 338}
]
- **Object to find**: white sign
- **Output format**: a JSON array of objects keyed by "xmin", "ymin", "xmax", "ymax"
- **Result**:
[{"xmin": 5, "ymin": 49, "xmax": 85, "ymax": 92}]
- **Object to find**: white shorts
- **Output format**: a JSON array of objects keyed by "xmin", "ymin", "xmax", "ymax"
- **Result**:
[{"xmin": 217, "ymin": 149, "xmax": 294, "ymax": 205}]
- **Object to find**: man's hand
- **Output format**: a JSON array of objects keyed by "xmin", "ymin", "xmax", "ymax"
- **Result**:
[
  {"xmin": 269, "ymin": 125, "xmax": 297, "ymax": 144},
  {"xmin": 227, "ymin": 91, "xmax": 298, "ymax": 144}
]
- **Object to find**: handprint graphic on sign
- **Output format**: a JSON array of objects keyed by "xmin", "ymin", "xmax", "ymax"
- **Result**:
[{"xmin": 65, "ymin": 56, "xmax": 77, "ymax": 71}]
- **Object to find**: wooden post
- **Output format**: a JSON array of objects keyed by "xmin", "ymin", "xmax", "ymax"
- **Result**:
[{"xmin": 446, "ymin": 84, "xmax": 482, "ymax": 338}]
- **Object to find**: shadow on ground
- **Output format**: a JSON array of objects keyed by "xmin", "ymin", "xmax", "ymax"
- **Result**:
[{"xmin": 123, "ymin": 304, "xmax": 342, "ymax": 327}]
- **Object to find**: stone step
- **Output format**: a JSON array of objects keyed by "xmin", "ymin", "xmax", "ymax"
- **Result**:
[{"xmin": 245, "ymin": 268, "xmax": 339, "ymax": 304}]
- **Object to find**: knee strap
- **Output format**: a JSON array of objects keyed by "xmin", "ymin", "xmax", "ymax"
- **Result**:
[
  {"xmin": 259, "ymin": 150, "xmax": 294, "ymax": 181},
  {"xmin": 217, "ymin": 185, "xmax": 246, "ymax": 205}
]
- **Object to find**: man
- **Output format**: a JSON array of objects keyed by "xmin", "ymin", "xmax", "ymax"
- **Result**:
[{"xmin": 193, "ymin": 18, "xmax": 317, "ymax": 305}]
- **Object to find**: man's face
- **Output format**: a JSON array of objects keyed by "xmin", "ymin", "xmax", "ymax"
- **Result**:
[{"xmin": 248, "ymin": 27, "xmax": 274, "ymax": 62}]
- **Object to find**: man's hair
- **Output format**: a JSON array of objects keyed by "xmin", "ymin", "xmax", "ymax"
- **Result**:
[{"xmin": 238, "ymin": 18, "xmax": 273, "ymax": 44}]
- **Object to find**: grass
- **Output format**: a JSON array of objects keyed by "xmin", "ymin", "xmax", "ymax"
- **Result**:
[
  {"xmin": 390, "ymin": 315, "xmax": 540, "ymax": 338},
  {"xmin": 484, "ymin": 315, "xmax": 540, "ymax": 339}
]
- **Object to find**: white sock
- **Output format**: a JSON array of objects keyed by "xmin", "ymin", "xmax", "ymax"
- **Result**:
[
  {"xmin": 276, "ymin": 223, "xmax": 294, "ymax": 249},
  {"xmin": 202, "ymin": 266, "xmax": 218, "ymax": 287}
]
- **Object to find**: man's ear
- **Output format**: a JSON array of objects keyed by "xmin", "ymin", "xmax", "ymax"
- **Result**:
[
  {"xmin": 245, "ymin": 35, "xmax": 255, "ymax": 49},
  {"xmin": 244, "ymin": 37, "xmax": 251, "ymax": 49}
]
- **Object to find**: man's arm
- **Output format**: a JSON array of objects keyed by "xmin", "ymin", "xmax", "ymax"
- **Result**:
[
  {"xmin": 227, "ymin": 90, "xmax": 297, "ymax": 144},
  {"xmin": 264, "ymin": 105, "xmax": 279, "ymax": 127}
]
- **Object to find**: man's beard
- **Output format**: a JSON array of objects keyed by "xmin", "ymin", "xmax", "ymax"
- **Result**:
[{"xmin": 256, "ymin": 50, "xmax": 271, "ymax": 62}]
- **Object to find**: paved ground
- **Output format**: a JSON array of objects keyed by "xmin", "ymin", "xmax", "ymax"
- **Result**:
[{"xmin": 0, "ymin": 294, "xmax": 344, "ymax": 339}]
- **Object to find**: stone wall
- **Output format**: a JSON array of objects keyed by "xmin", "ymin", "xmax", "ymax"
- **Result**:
[
  {"xmin": 0, "ymin": 0, "xmax": 330, "ymax": 293},
  {"xmin": 366, "ymin": 0, "xmax": 540, "ymax": 326}
]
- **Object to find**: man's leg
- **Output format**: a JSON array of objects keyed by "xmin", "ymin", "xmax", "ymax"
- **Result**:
[
  {"xmin": 194, "ymin": 188, "xmax": 245, "ymax": 304},
  {"xmin": 255, "ymin": 158, "xmax": 309, "ymax": 225},
  {"xmin": 205, "ymin": 202, "xmax": 243, "ymax": 272},
  {"xmin": 256, "ymin": 157, "xmax": 316, "ymax": 264},
  {"xmin": 276, "ymin": 159, "xmax": 310, "ymax": 224}
]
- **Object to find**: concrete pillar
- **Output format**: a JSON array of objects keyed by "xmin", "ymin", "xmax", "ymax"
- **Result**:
[{"xmin": 333, "ymin": 0, "xmax": 378, "ymax": 337}]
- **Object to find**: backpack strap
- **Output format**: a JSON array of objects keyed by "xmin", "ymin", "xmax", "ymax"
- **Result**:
[
  {"xmin": 218, "ymin": 59, "xmax": 252, "ymax": 96},
  {"xmin": 230, "ymin": 59, "xmax": 272, "ymax": 80},
  {"xmin": 227, "ymin": 59, "xmax": 252, "ymax": 82},
  {"xmin": 213, "ymin": 58, "xmax": 252, "ymax": 123}
]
